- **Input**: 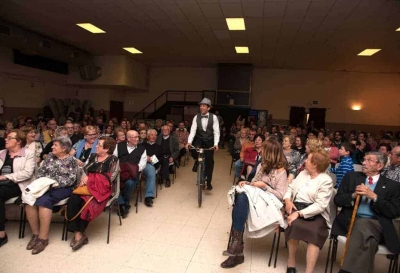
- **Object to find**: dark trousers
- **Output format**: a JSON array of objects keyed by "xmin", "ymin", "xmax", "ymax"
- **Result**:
[
  {"xmin": 0, "ymin": 184, "xmax": 21, "ymax": 231},
  {"xmin": 191, "ymin": 138, "xmax": 215, "ymax": 184},
  {"xmin": 66, "ymin": 194, "xmax": 89, "ymax": 233},
  {"xmin": 177, "ymin": 148, "xmax": 186, "ymax": 163},
  {"xmin": 341, "ymin": 218, "xmax": 383, "ymax": 273},
  {"xmin": 161, "ymin": 155, "xmax": 171, "ymax": 180},
  {"xmin": 232, "ymin": 193, "xmax": 249, "ymax": 232}
]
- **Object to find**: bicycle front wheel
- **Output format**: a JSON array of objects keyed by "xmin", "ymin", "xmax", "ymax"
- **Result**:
[{"xmin": 197, "ymin": 163, "xmax": 203, "ymax": 207}]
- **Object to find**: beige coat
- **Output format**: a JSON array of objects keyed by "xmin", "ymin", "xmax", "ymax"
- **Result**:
[
  {"xmin": 0, "ymin": 148, "xmax": 36, "ymax": 192},
  {"xmin": 283, "ymin": 170, "xmax": 333, "ymax": 227}
]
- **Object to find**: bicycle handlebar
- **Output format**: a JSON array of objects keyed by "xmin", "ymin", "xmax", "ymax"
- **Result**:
[{"xmin": 187, "ymin": 145, "xmax": 215, "ymax": 152}]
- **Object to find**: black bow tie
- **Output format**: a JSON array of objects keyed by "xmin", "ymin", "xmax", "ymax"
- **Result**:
[{"xmin": 201, "ymin": 115, "xmax": 209, "ymax": 119}]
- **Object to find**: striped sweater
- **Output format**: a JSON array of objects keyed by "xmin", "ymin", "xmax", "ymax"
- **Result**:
[{"xmin": 329, "ymin": 156, "xmax": 354, "ymax": 188}]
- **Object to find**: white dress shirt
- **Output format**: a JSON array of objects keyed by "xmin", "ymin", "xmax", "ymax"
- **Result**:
[
  {"xmin": 188, "ymin": 112, "xmax": 220, "ymax": 146},
  {"xmin": 113, "ymin": 144, "xmax": 147, "ymax": 172}
]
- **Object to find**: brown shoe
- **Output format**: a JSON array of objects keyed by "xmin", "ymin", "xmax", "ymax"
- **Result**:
[
  {"xmin": 31, "ymin": 238, "xmax": 49, "ymax": 255},
  {"xmin": 72, "ymin": 234, "xmax": 89, "ymax": 251},
  {"xmin": 26, "ymin": 234, "xmax": 38, "ymax": 250},
  {"xmin": 70, "ymin": 237, "xmax": 76, "ymax": 247}
]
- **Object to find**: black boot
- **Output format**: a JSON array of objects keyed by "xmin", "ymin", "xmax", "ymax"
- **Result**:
[
  {"xmin": 118, "ymin": 204, "xmax": 127, "ymax": 218},
  {"xmin": 165, "ymin": 179, "xmax": 171, "ymax": 188}
]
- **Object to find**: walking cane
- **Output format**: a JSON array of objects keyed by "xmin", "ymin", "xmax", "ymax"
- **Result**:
[{"xmin": 340, "ymin": 195, "xmax": 361, "ymax": 266}]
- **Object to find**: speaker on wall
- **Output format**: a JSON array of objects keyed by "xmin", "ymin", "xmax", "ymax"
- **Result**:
[{"xmin": 79, "ymin": 65, "xmax": 102, "ymax": 81}]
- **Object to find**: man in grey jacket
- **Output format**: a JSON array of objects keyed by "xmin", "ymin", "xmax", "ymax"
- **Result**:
[{"xmin": 156, "ymin": 125, "xmax": 179, "ymax": 187}]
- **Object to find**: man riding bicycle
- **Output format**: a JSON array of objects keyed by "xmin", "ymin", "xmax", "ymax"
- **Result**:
[{"xmin": 186, "ymin": 98, "xmax": 220, "ymax": 190}]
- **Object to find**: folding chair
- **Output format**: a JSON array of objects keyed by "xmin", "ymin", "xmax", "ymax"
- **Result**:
[{"xmin": 5, "ymin": 196, "xmax": 25, "ymax": 239}]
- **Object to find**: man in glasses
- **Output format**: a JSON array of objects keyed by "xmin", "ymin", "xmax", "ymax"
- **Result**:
[
  {"xmin": 42, "ymin": 119, "xmax": 57, "ymax": 146},
  {"xmin": 332, "ymin": 152, "xmax": 400, "ymax": 273},
  {"xmin": 382, "ymin": 146, "xmax": 400, "ymax": 182}
]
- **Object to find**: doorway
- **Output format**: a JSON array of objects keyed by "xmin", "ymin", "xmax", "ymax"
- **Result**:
[{"xmin": 110, "ymin": 101, "xmax": 124, "ymax": 121}]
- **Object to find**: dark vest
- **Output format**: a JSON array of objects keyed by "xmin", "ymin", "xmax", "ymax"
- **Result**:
[
  {"xmin": 196, "ymin": 113, "xmax": 214, "ymax": 143},
  {"xmin": 117, "ymin": 142, "xmax": 145, "ymax": 164}
]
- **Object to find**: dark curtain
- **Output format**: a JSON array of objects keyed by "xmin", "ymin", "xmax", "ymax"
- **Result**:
[
  {"xmin": 308, "ymin": 108, "xmax": 326, "ymax": 129},
  {"xmin": 289, "ymin": 107, "xmax": 306, "ymax": 127}
]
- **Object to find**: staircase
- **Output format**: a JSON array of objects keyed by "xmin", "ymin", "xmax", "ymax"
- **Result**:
[{"xmin": 132, "ymin": 90, "xmax": 216, "ymax": 120}]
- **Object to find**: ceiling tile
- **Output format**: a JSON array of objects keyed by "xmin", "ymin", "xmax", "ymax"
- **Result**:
[
  {"xmin": 199, "ymin": 3, "xmax": 224, "ymax": 18},
  {"xmin": 220, "ymin": 2, "xmax": 243, "ymax": 17},
  {"xmin": 243, "ymin": 2, "xmax": 264, "ymax": 18}
]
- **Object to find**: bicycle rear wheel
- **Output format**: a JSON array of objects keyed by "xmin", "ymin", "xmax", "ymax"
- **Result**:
[{"xmin": 197, "ymin": 163, "xmax": 203, "ymax": 207}]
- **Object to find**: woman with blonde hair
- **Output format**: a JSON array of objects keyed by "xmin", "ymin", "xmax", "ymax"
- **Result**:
[
  {"xmin": 70, "ymin": 125, "xmax": 98, "ymax": 167},
  {"xmin": 296, "ymin": 138, "xmax": 323, "ymax": 175}
]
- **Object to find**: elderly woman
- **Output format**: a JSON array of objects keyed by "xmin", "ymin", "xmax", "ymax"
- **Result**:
[
  {"xmin": 242, "ymin": 134, "xmax": 265, "ymax": 179},
  {"xmin": 221, "ymin": 139, "xmax": 288, "ymax": 268},
  {"xmin": 66, "ymin": 136, "xmax": 119, "ymax": 251},
  {"xmin": 40, "ymin": 126, "xmax": 69, "ymax": 161},
  {"xmin": 70, "ymin": 125, "xmax": 98, "ymax": 167},
  {"xmin": 323, "ymin": 136, "xmax": 339, "ymax": 168},
  {"xmin": 296, "ymin": 138, "xmax": 323, "ymax": 175},
  {"xmin": 25, "ymin": 136, "xmax": 78, "ymax": 254},
  {"xmin": 114, "ymin": 127, "xmax": 126, "ymax": 143},
  {"xmin": 282, "ymin": 135, "xmax": 301, "ymax": 183},
  {"xmin": 0, "ymin": 130, "xmax": 35, "ymax": 247},
  {"xmin": 283, "ymin": 149, "xmax": 333, "ymax": 273},
  {"xmin": 22, "ymin": 125, "xmax": 43, "ymax": 164}
]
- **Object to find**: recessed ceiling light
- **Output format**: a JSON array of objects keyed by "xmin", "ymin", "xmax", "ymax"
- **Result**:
[
  {"xmin": 123, "ymin": 47, "xmax": 143, "ymax": 54},
  {"xmin": 76, "ymin": 23, "xmax": 105, "ymax": 34},
  {"xmin": 351, "ymin": 104, "xmax": 362, "ymax": 111},
  {"xmin": 235, "ymin": 46, "xmax": 249, "ymax": 54},
  {"xmin": 226, "ymin": 18, "xmax": 246, "ymax": 31},
  {"xmin": 396, "ymin": 27, "xmax": 400, "ymax": 31},
  {"xmin": 357, "ymin": 49, "xmax": 381, "ymax": 56}
]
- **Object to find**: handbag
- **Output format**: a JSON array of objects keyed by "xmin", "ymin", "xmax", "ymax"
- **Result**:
[
  {"xmin": 120, "ymin": 162, "xmax": 139, "ymax": 182},
  {"xmin": 293, "ymin": 202, "xmax": 316, "ymax": 221},
  {"xmin": 73, "ymin": 185, "xmax": 91, "ymax": 195},
  {"xmin": 0, "ymin": 179, "xmax": 15, "ymax": 187}
]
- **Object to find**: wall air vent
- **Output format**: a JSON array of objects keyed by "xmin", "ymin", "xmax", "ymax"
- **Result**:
[{"xmin": 0, "ymin": 24, "xmax": 11, "ymax": 36}]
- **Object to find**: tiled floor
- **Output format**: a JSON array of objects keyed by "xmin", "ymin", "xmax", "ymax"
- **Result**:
[{"xmin": 1, "ymin": 150, "xmax": 393, "ymax": 272}]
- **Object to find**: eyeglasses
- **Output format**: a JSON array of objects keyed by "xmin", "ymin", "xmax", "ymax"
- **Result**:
[
  {"xmin": 86, "ymin": 134, "xmax": 97, "ymax": 137},
  {"xmin": 6, "ymin": 136, "xmax": 17, "ymax": 140}
]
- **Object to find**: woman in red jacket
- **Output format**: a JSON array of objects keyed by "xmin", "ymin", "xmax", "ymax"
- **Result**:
[{"xmin": 66, "ymin": 136, "xmax": 119, "ymax": 251}]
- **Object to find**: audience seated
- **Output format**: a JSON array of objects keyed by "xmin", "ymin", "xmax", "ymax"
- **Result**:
[
  {"xmin": 40, "ymin": 126, "xmax": 69, "ymax": 161},
  {"xmin": 234, "ymin": 129, "xmax": 256, "ymax": 179},
  {"xmin": 138, "ymin": 129, "xmax": 147, "ymax": 144},
  {"xmin": 143, "ymin": 129, "xmax": 162, "ymax": 207},
  {"xmin": 156, "ymin": 125, "xmax": 179, "ymax": 187},
  {"xmin": 0, "ymin": 129, "xmax": 35, "ymax": 247},
  {"xmin": 382, "ymin": 145, "xmax": 400, "ymax": 182},
  {"xmin": 282, "ymin": 135, "xmax": 301, "ymax": 183},
  {"xmin": 329, "ymin": 142, "xmax": 355, "ymax": 188},
  {"xmin": 66, "ymin": 136, "xmax": 119, "ymax": 251},
  {"xmin": 21, "ymin": 125, "xmax": 43, "ymax": 165},
  {"xmin": 323, "ymin": 136, "xmax": 339, "ymax": 168},
  {"xmin": 113, "ymin": 130, "xmax": 146, "ymax": 218},
  {"xmin": 221, "ymin": 139, "xmax": 288, "ymax": 268},
  {"xmin": 114, "ymin": 127, "xmax": 126, "ymax": 144},
  {"xmin": 294, "ymin": 136, "xmax": 306, "ymax": 155},
  {"xmin": 242, "ymin": 134, "xmax": 264, "ymax": 180},
  {"xmin": 333, "ymin": 152, "xmax": 400, "ymax": 273},
  {"xmin": 42, "ymin": 119, "xmax": 57, "ymax": 146},
  {"xmin": 284, "ymin": 149, "xmax": 333, "ymax": 273},
  {"xmin": 25, "ymin": 136, "xmax": 78, "ymax": 255}
]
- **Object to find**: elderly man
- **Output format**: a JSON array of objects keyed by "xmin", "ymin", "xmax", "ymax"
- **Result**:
[
  {"xmin": 156, "ymin": 125, "xmax": 179, "ymax": 187},
  {"xmin": 175, "ymin": 121, "xmax": 189, "ymax": 164},
  {"xmin": 332, "ymin": 152, "xmax": 400, "ymax": 273},
  {"xmin": 143, "ymin": 129, "xmax": 162, "ymax": 207},
  {"xmin": 382, "ymin": 145, "xmax": 400, "ymax": 182},
  {"xmin": 114, "ymin": 130, "xmax": 147, "ymax": 218}
]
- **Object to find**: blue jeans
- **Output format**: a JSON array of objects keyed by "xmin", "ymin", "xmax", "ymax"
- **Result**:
[
  {"xmin": 118, "ymin": 178, "xmax": 138, "ymax": 205},
  {"xmin": 232, "ymin": 193, "xmax": 249, "ymax": 232},
  {"xmin": 143, "ymin": 163, "xmax": 156, "ymax": 198},
  {"xmin": 234, "ymin": 160, "xmax": 243, "ymax": 178}
]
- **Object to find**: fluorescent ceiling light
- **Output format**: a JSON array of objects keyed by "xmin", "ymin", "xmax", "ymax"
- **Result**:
[
  {"xmin": 235, "ymin": 46, "xmax": 249, "ymax": 54},
  {"xmin": 351, "ymin": 105, "xmax": 361, "ymax": 111},
  {"xmin": 357, "ymin": 49, "xmax": 381, "ymax": 56},
  {"xmin": 226, "ymin": 18, "xmax": 246, "ymax": 30},
  {"xmin": 123, "ymin": 47, "xmax": 143, "ymax": 54},
  {"xmin": 76, "ymin": 23, "xmax": 105, "ymax": 34},
  {"xmin": 396, "ymin": 27, "xmax": 400, "ymax": 31}
]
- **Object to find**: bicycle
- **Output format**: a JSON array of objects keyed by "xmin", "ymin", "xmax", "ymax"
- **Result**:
[{"xmin": 188, "ymin": 145, "xmax": 215, "ymax": 207}]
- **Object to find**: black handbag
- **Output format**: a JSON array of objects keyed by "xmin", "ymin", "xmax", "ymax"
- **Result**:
[{"xmin": 293, "ymin": 201, "xmax": 316, "ymax": 221}]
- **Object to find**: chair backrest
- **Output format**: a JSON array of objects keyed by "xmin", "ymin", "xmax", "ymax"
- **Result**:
[{"xmin": 353, "ymin": 164, "xmax": 362, "ymax": 172}]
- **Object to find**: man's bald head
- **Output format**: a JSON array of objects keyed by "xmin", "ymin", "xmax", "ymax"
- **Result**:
[{"xmin": 127, "ymin": 130, "xmax": 139, "ymax": 146}]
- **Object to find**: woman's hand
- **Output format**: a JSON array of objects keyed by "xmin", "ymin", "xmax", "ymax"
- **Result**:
[
  {"xmin": 0, "ymin": 175, "xmax": 6, "ymax": 180},
  {"xmin": 79, "ymin": 175, "xmax": 88, "ymax": 187},
  {"xmin": 287, "ymin": 212, "xmax": 299, "ymax": 226},
  {"xmin": 76, "ymin": 159, "xmax": 85, "ymax": 167},
  {"xmin": 285, "ymin": 199, "xmax": 297, "ymax": 215}
]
